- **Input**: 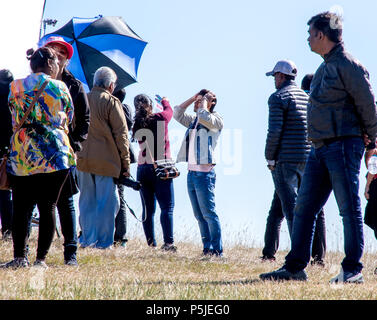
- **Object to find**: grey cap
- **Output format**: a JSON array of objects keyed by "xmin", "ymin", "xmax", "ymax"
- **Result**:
[{"xmin": 266, "ymin": 60, "xmax": 298, "ymax": 77}]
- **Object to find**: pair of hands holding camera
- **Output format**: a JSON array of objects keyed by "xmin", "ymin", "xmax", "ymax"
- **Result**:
[{"xmin": 196, "ymin": 91, "xmax": 216, "ymax": 111}]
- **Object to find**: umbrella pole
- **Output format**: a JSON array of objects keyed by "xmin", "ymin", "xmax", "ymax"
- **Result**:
[{"xmin": 38, "ymin": 0, "xmax": 47, "ymax": 40}]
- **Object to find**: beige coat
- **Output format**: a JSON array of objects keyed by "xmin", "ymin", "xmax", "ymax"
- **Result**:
[{"xmin": 77, "ymin": 87, "xmax": 130, "ymax": 178}]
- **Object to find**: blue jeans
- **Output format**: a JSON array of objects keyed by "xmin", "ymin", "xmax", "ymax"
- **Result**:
[
  {"xmin": 187, "ymin": 169, "xmax": 222, "ymax": 254},
  {"xmin": 285, "ymin": 137, "xmax": 365, "ymax": 274},
  {"xmin": 262, "ymin": 190, "xmax": 326, "ymax": 261},
  {"xmin": 271, "ymin": 162, "xmax": 306, "ymax": 235},
  {"xmin": 137, "ymin": 164, "xmax": 175, "ymax": 246},
  {"xmin": 77, "ymin": 171, "xmax": 119, "ymax": 249}
]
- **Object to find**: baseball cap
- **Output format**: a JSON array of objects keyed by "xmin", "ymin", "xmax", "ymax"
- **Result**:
[
  {"xmin": 42, "ymin": 36, "xmax": 74, "ymax": 59},
  {"xmin": 266, "ymin": 60, "xmax": 298, "ymax": 77}
]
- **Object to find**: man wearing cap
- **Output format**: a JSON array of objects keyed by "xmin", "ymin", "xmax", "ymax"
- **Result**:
[
  {"xmin": 261, "ymin": 66, "xmax": 327, "ymax": 265},
  {"xmin": 262, "ymin": 60, "xmax": 311, "ymax": 251},
  {"xmin": 37, "ymin": 36, "xmax": 90, "ymax": 265},
  {"xmin": 260, "ymin": 12, "xmax": 377, "ymax": 283}
]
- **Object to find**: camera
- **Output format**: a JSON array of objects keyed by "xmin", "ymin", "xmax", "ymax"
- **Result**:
[{"xmin": 116, "ymin": 175, "xmax": 142, "ymax": 191}]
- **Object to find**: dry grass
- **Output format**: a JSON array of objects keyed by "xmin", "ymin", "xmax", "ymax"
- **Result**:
[{"xmin": 0, "ymin": 230, "xmax": 376, "ymax": 300}]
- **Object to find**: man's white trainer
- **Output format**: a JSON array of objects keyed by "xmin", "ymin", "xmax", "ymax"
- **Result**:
[{"xmin": 330, "ymin": 267, "xmax": 364, "ymax": 284}]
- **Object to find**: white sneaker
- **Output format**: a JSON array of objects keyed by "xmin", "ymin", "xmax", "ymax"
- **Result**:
[{"xmin": 330, "ymin": 267, "xmax": 364, "ymax": 284}]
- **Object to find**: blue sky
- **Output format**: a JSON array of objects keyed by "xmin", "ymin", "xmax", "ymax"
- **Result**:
[{"xmin": 3, "ymin": 0, "xmax": 377, "ymax": 252}]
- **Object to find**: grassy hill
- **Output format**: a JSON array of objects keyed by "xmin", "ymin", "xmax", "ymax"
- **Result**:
[{"xmin": 0, "ymin": 232, "xmax": 376, "ymax": 300}]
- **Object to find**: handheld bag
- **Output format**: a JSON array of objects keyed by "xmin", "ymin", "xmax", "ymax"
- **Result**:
[
  {"xmin": 144, "ymin": 141, "xmax": 180, "ymax": 180},
  {"xmin": 154, "ymin": 159, "xmax": 180, "ymax": 180},
  {"xmin": 0, "ymin": 80, "xmax": 49, "ymax": 190}
]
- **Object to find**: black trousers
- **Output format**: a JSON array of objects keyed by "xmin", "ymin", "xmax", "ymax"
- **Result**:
[
  {"xmin": 114, "ymin": 183, "xmax": 127, "ymax": 242},
  {"xmin": 10, "ymin": 170, "xmax": 69, "ymax": 260},
  {"xmin": 262, "ymin": 191, "xmax": 326, "ymax": 260},
  {"xmin": 365, "ymin": 178, "xmax": 377, "ymax": 239},
  {"xmin": 0, "ymin": 189, "xmax": 13, "ymax": 235}
]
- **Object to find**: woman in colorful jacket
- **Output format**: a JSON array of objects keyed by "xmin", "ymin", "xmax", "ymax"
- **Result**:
[{"xmin": 1, "ymin": 47, "xmax": 76, "ymax": 269}]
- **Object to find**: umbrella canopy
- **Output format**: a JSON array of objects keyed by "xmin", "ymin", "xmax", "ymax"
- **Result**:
[{"xmin": 39, "ymin": 16, "xmax": 147, "ymax": 92}]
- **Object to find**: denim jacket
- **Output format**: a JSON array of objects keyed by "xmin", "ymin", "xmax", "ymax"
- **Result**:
[{"xmin": 174, "ymin": 105, "xmax": 223, "ymax": 164}]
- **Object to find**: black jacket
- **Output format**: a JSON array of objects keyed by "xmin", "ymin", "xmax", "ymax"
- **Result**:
[
  {"xmin": 62, "ymin": 69, "xmax": 90, "ymax": 152},
  {"xmin": 265, "ymin": 80, "xmax": 311, "ymax": 163},
  {"xmin": 0, "ymin": 79, "xmax": 13, "ymax": 155},
  {"xmin": 308, "ymin": 43, "xmax": 377, "ymax": 148},
  {"xmin": 121, "ymin": 102, "xmax": 136, "ymax": 164}
]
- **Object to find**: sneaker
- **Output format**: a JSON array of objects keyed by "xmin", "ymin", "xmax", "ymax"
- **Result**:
[
  {"xmin": 260, "ymin": 255, "xmax": 276, "ymax": 262},
  {"xmin": 202, "ymin": 248, "xmax": 212, "ymax": 256},
  {"xmin": 260, "ymin": 266, "xmax": 308, "ymax": 281},
  {"xmin": 65, "ymin": 258, "xmax": 78, "ymax": 266},
  {"xmin": 374, "ymin": 267, "xmax": 377, "ymax": 275},
  {"xmin": 330, "ymin": 268, "xmax": 364, "ymax": 284},
  {"xmin": 0, "ymin": 257, "xmax": 29, "ymax": 269},
  {"xmin": 114, "ymin": 240, "xmax": 127, "ymax": 248},
  {"xmin": 2, "ymin": 230, "xmax": 12, "ymax": 241},
  {"xmin": 211, "ymin": 249, "xmax": 223, "ymax": 257},
  {"xmin": 160, "ymin": 243, "xmax": 177, "ymax": 252},
  {"xmin": 310, "ymin": 259, "xmax": 325, "ymax": 267},
  {"xmin": 33, "ymin": 259, "xmax": 48, "ymax": 269},
  {"xmin": 64, "ymin": 253, "xmax": 78, "ymax": 266}
]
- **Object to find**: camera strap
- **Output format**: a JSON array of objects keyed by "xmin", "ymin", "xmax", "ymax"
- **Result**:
[{"xmin": 120, "ymin": 183, "xmax": 147, "ymax": 223}]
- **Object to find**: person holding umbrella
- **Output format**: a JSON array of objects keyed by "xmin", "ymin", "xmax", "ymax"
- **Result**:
[{"xmin": 112, "ymin": 87, "xmax": 137, "ymax": 248}]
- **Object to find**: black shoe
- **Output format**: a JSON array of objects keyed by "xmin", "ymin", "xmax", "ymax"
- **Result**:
[
  {"xmin": 260, "ymin": 266, "xmax": 308, "ymax": 281},
  {"xmin": 260, "ymin": 255, "xmax": 276, "ymax": 262},
  {"xmin": 202, "ymin": 248, "xmax": 212, "ymax": 256},
  {"xmin": 160, "ymin": 243, "xmax": 177, "ymax": 252},
  {"xmin": 310, "ymin": 259, "xmax": 325, "ymax": 267},
  {"xmin": 0, "ymin": 257, "xmax": 29, "ymax": 269},
  {"xmin": 2, "ymin": 230, "xmax": 12, "ymax": 241},
  {"xmin": 374, "ymin": 267, "xmax": 377, "ymax": 275}
]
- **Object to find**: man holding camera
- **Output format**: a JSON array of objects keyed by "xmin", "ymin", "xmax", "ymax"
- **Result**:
[
  {"xmin": 174, "ymin": 89, "xmax": 224, "ymax": 257},
  {"xmin": 77, "ymin": 67, "xmax": 130, "ymax": 249}
]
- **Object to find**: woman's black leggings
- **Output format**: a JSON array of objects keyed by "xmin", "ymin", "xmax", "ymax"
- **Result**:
[{"xmin": 10, "ymin": 169, "xmax": 69, "ymax": 260}]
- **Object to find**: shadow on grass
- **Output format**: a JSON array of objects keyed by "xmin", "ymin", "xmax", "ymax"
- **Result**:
[{"xmin": 136, "ymin": 278, "xmax": 261, "ymax": 286}]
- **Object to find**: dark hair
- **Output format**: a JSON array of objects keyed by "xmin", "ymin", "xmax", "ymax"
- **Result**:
[
  {"xmin": 113, "ymin": 88, "xmax": 126, "ymax": 102},
  {"xmin": 285, "ymin": 74, "xmax": 296, "ymax": 81},
  {"xmin": 132, "ymin": 94, "xmax": 153, "ymax": 139},
  {"xmin": 0, "ymin": 69, "xmax": 13, "ymax": 101},
  {"xmin": 301, "ymin": 74, "xmax": 314, "ymax": 92},
  {"xmin": 307, "ymin": 12, "xmax": 343, "ymax": 43},
  {"xmin": 197, "ymin": 88, "xmax": 217, "ymax": 112},
  {"xmin": 0, "ymin": 69, "xmax": 13, "ymax": 84},
  {"xmin": 26, "ymin": 47, "xmax": 57, "ymax": 73}
]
